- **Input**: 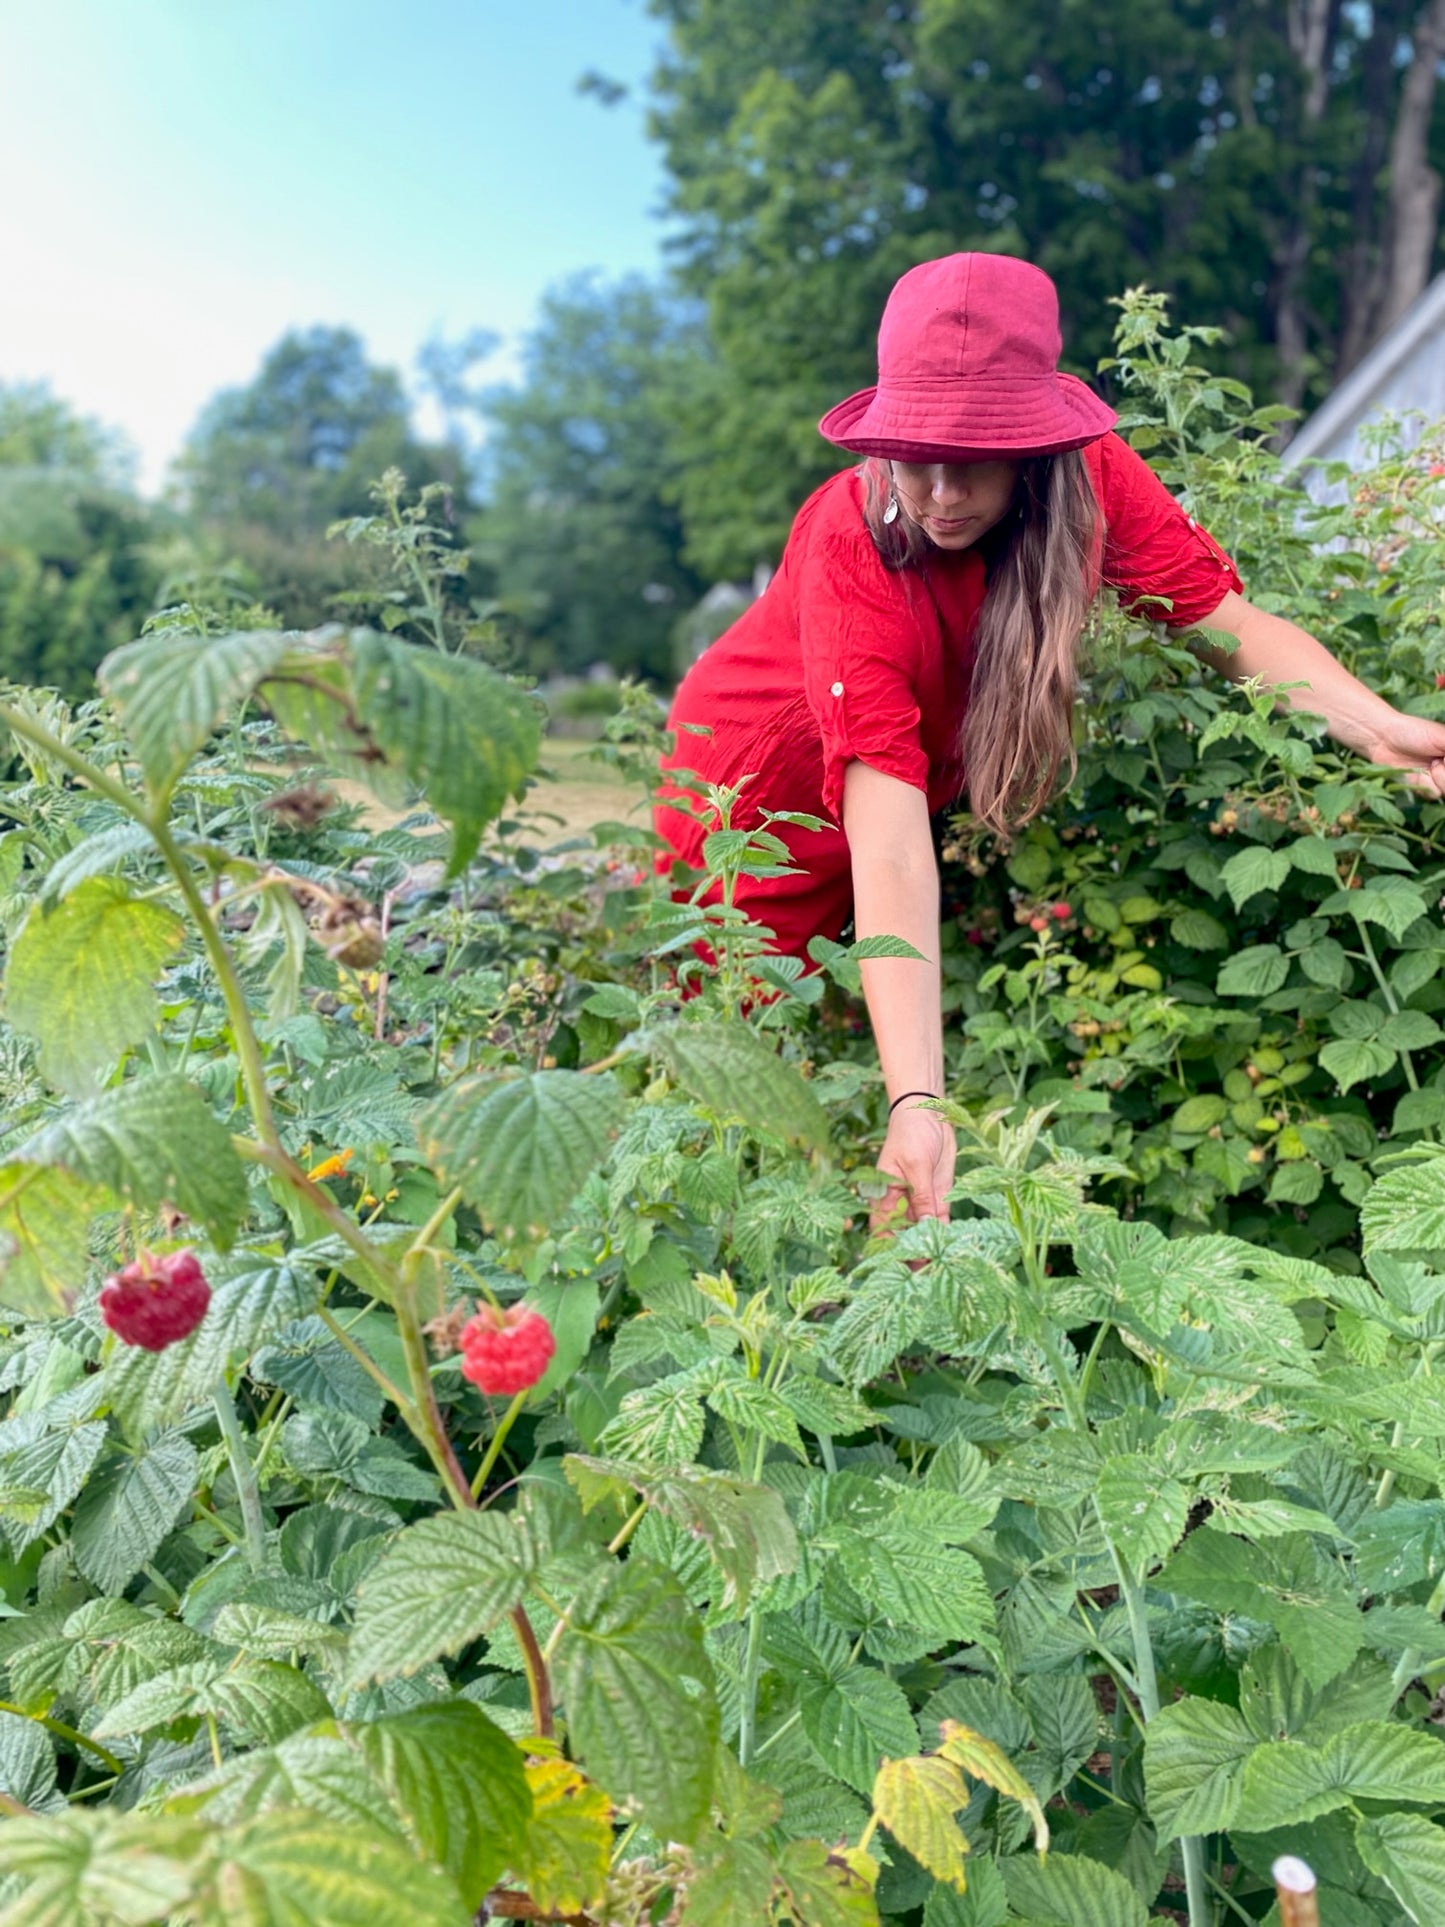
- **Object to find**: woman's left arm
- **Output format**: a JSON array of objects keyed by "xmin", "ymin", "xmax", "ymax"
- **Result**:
[{"xmin": 1196, "ymin": 589, "xmax": 1445, "ymax": 799}]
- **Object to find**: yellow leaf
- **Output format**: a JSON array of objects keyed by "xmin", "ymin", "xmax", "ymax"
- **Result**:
[
  {"xmin": 512, "ymin": 1756, "xmax": 611, "ymax": 1915},
  {"xmin": 939, "ymin": 1720, "xmax": 1050, "ymax": 1855},
  {"xmin": 835, "ymin": 1846, "xmax": 880, "ymax": 1890},
  {"xmin": 870, "ymin": 1754, "xmax": 970, "ymax": 1892}
]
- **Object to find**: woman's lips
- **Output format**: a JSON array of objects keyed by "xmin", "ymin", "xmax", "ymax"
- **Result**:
[{"xmin": 926, "ymin": 514, "xmax": 975, "ymax": 531}]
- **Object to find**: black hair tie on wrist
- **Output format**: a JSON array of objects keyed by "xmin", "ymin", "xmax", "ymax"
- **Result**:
[{"xmin": 888, "ymin": 1089, "xmax": 940, "ymax": 1115}]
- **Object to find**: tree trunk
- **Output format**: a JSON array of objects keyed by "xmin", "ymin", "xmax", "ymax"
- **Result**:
[
  {"xmin": 1273, "ymin": 0, "xmax": 1339, "ymax": 418},
  {"xmin": 1374, "ymin": 0, "xmax": 1445, "ymax": 338},
  {"xmin": 1336, "ymin": 1, "xmax": 1407, "ymax": 377}
]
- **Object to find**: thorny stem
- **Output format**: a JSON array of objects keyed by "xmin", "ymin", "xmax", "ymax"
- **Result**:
[
  {"xmin": 148, "ymin": 816, "xmax": 284, "ymax": 1144},
  {"xmin": 395, "ymin": 1283, "xmax": 473, "ymax": 1513},
  {"xmin": 212, "ymin": 1378, "xmax": 267, "ymax": 1572},
  {"xmin": 511, "ymin": 1603, "xmax": 554, "ymax": 1738}
]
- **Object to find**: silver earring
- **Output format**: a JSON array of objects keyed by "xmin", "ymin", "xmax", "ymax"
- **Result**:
[{"xmin": 883, "ymin": 494, "xmax": 900, "ymax": 525}]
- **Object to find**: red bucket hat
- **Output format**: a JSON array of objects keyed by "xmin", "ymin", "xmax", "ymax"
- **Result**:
[{"xmin": 818, "ymin": 253, "xmax": 1116, "ymax": 462}]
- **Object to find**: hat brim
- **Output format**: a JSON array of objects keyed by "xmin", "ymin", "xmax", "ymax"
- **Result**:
[{"xmin": 819, "ymin": 371, "xmax": 1116, "ymax": 460}]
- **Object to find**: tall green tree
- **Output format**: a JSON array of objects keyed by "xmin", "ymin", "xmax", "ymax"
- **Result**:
[
  {"xmin": 637, "ymin": 0, "xmax": 1445, "ymax": 575},
  {"xmin": 174, "ymin": 328, "xmax": 469, "ymax": 628},
  {"xmin": 474, "ymin": 275, "xmax": 709, "ymax": 680},
  {"xmin": 0, "ymin": 385, "xmax": 156, "ymax": 693}
]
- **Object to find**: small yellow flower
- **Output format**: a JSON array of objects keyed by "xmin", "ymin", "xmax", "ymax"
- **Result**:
[{"xmin": 307, "ymin": 1149, "xmax": 355, "ymax": 1182}]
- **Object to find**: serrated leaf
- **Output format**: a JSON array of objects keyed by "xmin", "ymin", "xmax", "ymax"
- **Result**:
[
  {"xmin": 557, "ymin": 1556, "xmax": 717, "ymax": 1843},
  {"xmin": 211, "ymin": 1603, "xmax": 348, "ymax": 1659},
  {"xmin": 261, "ymin": 628, "xmax": 540, "ymax": 875},
  {"xmin": 92, "ymin": 1656, "xmax": 332, "ymax": 1744},
  {"xmin": 0, "ymin": 1420, "xmax": 107, "ymax": 1554},
  {"xmin": 562, "ymin": 1457, "xmax": 797, "ymax": 1608},
  {"xmin": 512, "ymin": 1757, "xmax": 611, "ymax": 1917},
  {"xmin": 37, "ymin": 819, "xmax": 158, "ymax": 909},
  {"xmin": 1220, "ymin": 846, "xmax": 1290, "ymax": 910},
  {"xmin": 836, "ymin": 1527, "xmax": 993, "ymax": 1644},
  {"xmin": 1019, "ymin": 1675, "xmax": 1098, "ymax": 1794},
  {"xmin": 1319, "ymin": 1036, "xmax": 1397, "ymax": 1095},
  {"xmin": 0, "ymin": 1808, "xmax": 204, "ymax": 1927},
  {"xmin": 597, "ymin": 1378, "xmax": 706, "ymax": 1466},
  {"xmin": 924, "ymin": 1858, "xmax": 1008, "ymax": 1925},
  {"xmin": 938, "ymin": 1720, "xmax": 1049, "ymax": 1852},
  {"xmin": 1169, "ymin": 909, "xmax": 1228, "ymax": 949},
  {"xmin": 197, "ymin": 1806, "xmax": 471, "ymax": 1925},
  {"xmin": 348, "ymin": 1701, "xmax": 532, "ymax": 1906},
  {"xmin": 799, "ymin": 1665, "xmax": 919, "ymax": 1795},
  {"xmin": 1216, "ymin": 944, "xmax": 1288, "ymax": 997},
  {"xmin": 1159, "ymin": 1532, "xmax": 1363, "ymax": 1688},
  {"xmin": 1356, "ymin": 1811, "xmax": 1445, "ymax": 1924},
  {"xmin": 1237, "ymin": 1720, "xmax": 1445, "ymax": 1833},
  {"xmin": 1002, "ymin": 1852, "xmax": 1149, "ymax": 1927},
  {"xmin": 70, "ymin": 1434, "xmax": 198, "ymax": 1593},
  {"xmin": 418, "ymin": 1069, "xmax": 624, "ymax": 1238},
  {"xmin": 704, "ymin": 1368, "xmax": 806, "ymax": 1458},
  {"xmin": 346, "ymin": 1510, "xmax": 535, "ymax": 1686},
  {"xmin": 4, "ymin": 880, "xmax": 184, "ymax": 1096},
  {"xmin": 650, "ymin": 1023, "xmax": 828, "ymax": 1150},
  {"xmin": 18, "ymin": 1075, "xmax": 247, "ymax": 1250},
  {"xmin": 1363, "ymin": 1155, "xmax": 1445, "ymax": 1254},
  {"xmin": 1095, "ymin": 1454, "xmax": 1188, "ymax": 1571},
  {"xmin": 0, "ymin": 1710, "xmax": 58, "ymax": 1811},
  {"xmin": 774, "ymin": 1837, "xmax": 879, "ymax": 1923},
  {"xmin": 1288, "ymin": 834, "xmax": 1340, "ymax": 876},
  {"xmin": 99, "ymin": 626, "xmax": 296, "ymax": 796},
  {"xmin": 870, "ymin": 1753, "xmax": 969, "ymax": 1891},
  {"xmin": 0, "ymin": 1165, "xmax": 100, "ymax": 1317}
]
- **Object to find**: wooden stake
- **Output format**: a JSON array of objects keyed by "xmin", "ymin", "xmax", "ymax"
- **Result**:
[{"xmin": 1273, "ymin": 1855, "xmax": 1320, "ymax": 1927}]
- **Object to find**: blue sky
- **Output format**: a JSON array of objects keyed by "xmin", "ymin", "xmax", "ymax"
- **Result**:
[{"xmin": 1, "ymin": 0, "xmax": 668, "ymax": 490}]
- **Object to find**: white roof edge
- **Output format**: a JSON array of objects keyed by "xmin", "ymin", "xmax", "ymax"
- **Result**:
[{"xmin": 1282, "ymin": 270, "xmax": 1445, "ymax": 468}]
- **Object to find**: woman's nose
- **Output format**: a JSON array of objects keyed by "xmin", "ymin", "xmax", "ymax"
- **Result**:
[{"xmin": 931, "ymin": 467, "xmax": 969, "ymax": 503}]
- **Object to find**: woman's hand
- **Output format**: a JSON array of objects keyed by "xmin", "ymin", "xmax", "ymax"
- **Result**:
[
  {"xmin": 874, "ymin": 1104, "xmax": 957, "ymax": 1228},
  {"xmin": 1197, "ymin": 593, "xmax": 1445, "ymax": 796},
  {"xmin": 1354, "ymin": 706, "xmax": 1445, "ymax": 797}
]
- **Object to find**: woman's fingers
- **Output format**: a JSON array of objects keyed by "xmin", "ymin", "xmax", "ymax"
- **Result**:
[{"xmin": 872, "ymin": 1111, "xmax": 956, "ymax": 1227}]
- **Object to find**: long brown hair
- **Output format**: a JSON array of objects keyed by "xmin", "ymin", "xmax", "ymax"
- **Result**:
[{"xmin": 860, "ymin": 453, "xmax": 1102, "ymax": 835}]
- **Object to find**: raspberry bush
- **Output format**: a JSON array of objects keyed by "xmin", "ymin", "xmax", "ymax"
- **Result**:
[{"xmin": 0, "ymin": 310, "xmax": 1441, "ymax": 1924}]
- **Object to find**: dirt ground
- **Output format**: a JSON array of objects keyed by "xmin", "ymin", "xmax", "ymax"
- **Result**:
[{"xmin": 329, "ymin": 737, "xmax": 647, "ymax": 847}]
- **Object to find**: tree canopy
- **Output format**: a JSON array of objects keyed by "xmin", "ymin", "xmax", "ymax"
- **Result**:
[
  {"xmin": 638, "ymin": 0, "xmax": 1445, "ymax": 574},
  {"xmin": 474, "ymin": 276, "xmax": 708, "ymax": 680}
]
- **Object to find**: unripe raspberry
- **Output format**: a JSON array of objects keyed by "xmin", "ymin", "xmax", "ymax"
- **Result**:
[
  {"xmin": 1029, "ymin": 914, "xmax": 1048, "ymax": 932},
  {"xmin": 99, "ymin": 1250, "xmax": 211, "ymax": 1351},
  {"xmin": 460, "ymin": 1303, "xmax": 556, "ymax": 1396}
]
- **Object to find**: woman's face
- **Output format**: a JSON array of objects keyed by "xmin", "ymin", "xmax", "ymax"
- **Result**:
[{"xmin": 890, "ymin": 459, "xmax": 1022, "ymax": 550}]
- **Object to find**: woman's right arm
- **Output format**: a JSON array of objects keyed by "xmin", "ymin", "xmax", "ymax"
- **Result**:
[{"xmin": 842, "ymin": 761, "xmax": 956, "ymax": 1222}]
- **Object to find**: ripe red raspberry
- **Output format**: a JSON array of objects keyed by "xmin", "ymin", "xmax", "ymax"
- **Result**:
[
  {"xmin": 1435, "ymin": 672, "xmax": 1445, "ymax": 690},
  {"xmin": 1051, "ymin": 902, "xmax": 1072, "ymax": 921},
  {"xmin": 460, "ymin": 1303, "xmax": 556, "ymax": 1396},
  {"xmin": 99, "ymin": 1250, "xmax": 211, "ymax": 1351}
]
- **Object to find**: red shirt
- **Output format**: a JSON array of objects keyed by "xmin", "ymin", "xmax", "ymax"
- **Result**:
[{"xmin": 662, "ymin": 433, "xmax": 1241, "ymax": 829}]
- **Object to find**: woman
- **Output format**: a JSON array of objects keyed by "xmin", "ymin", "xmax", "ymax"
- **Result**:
[{"xmin": 655, "ymin": 253, "xmax": 1445, "ymax": 1224}]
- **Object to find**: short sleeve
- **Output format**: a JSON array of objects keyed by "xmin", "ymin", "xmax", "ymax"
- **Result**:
[
  {"xmin": 1086, "ymin": 433, "xmax": 1243, "ymax": 628},
  {"xmin": 797, "ymin": 527, "xmax": 934, "ymax": 821}
]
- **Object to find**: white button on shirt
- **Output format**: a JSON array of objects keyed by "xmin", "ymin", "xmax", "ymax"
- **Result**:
[{"xmin": 830, "ymin": 681, "xmax": 844, "ymax": 697}]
